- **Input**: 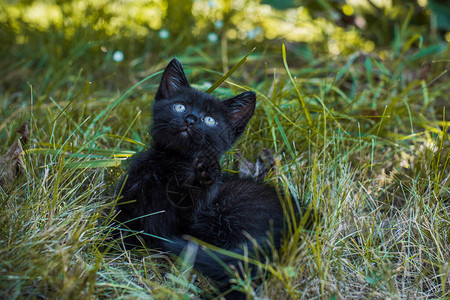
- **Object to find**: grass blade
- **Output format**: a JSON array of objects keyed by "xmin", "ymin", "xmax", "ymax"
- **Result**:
[
  {"xmin": 206, "ymin": 47, "xmax": 256, "ymax": 93},
  {"xmin": 282, "ymin": 44, "xmax": 312, "ymax": 126}
]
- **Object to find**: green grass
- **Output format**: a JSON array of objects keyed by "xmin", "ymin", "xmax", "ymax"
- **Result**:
[{"xmin": 1, "ymin": 32, "xmax": 449, "ymax": 299}]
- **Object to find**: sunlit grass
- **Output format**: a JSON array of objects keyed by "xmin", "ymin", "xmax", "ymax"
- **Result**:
[
  {"xmin": 1, "ymin": 19, "xmax": 449, "ymax": 299},
  {"xmin": 1, "ymin": 0, "xmax": 398, "ymax": 56}
]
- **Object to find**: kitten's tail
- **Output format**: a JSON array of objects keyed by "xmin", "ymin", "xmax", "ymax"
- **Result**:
[{"xmin": 162, "ymin": 237, "xmax": 278, "ymax": 284}]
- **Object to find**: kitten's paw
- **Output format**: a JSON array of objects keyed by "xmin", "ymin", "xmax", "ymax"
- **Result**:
[
  {"xmin": 194, "ymin": 155, "xmax": 220, "ymax": 186},
  {"xmin": 238, "ymin": 148, "xmax": 276, "ymax": 180}
]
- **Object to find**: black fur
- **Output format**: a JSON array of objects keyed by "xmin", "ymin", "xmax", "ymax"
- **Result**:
[{"xmin": 113, "ymin": 58, "xmax": 303, "ymax": 298}]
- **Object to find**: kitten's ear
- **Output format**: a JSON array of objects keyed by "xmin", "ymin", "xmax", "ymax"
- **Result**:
[
  {"xmin": 223, "ymin": 91, "xmax": 256, "ymax": 138},
  {"xmin": 155, "ymin": 58, "xmax": 190, "ymax": 100}
]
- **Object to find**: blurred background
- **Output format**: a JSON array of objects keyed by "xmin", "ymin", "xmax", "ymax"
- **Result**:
[
  {"xmin": 0, "ymin": 3, "xmax": 449, "ymax": 298},
  {"xmin": 1, "ymin": 0, "xmax": 448, "ymax": 81}
]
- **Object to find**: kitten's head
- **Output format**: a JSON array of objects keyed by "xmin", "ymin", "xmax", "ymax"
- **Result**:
[{"xmin": 151, "ymin": 58, "xmax": 255, "ymax": 157}]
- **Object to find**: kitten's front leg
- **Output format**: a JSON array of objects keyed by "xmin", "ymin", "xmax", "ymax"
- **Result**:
[{"xmin": 193, "ymin": 153, "xmax": 220, "ymax": 187}]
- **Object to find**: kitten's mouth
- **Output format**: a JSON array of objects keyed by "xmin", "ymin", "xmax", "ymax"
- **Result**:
[{"xmin": 179, "ymin": 127, "xmax": 192, "ymax": 137}]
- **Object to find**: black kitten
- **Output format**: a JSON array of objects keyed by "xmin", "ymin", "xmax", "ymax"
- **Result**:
[{"xmin": 114, "ymin": 59, "xmax": 302, "ymax": 298}]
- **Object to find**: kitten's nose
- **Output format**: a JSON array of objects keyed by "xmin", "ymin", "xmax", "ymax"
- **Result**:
[{"xmin": 184, "ymin": 114, "xmax": 197, "ymax": 127}]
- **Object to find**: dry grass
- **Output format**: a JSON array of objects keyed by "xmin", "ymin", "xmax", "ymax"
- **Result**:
[{"xmin": 1, "ymin": 19, "xmax": 449, "ymax": 298}]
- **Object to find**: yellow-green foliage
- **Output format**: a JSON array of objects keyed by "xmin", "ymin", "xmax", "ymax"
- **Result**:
[{"xmin": 1, "ymin": 1, "xmax": 449, "ymax": 298}]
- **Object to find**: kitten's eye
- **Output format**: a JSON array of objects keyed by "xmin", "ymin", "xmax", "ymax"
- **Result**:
[
  {"xmin": 203, "ymin": 116, "xmax": 217, "ymax": 126},
  {"xmin": 173, "ymin": 103, "xmax": 186, "ymax": 113}
]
